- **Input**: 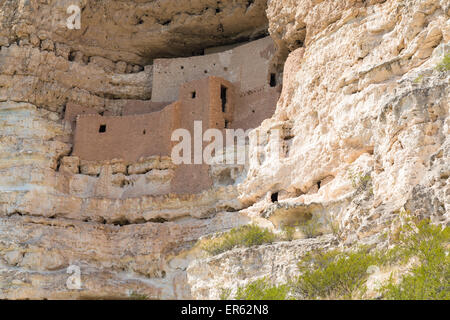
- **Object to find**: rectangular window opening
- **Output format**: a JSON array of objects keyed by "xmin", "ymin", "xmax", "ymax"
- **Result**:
[
  {"xmin": 270, "ymin": 73, "xmax": 277, "ymax": 87},
  {"xmin": 191, "ymin": 91, "xmax": 196, "ymax": 98},
  {"xmin": 99, "ymin": 124, "xmax": 106, "ymax": 133},
  {"xmin": 220, "ymin": 85, "xmax": 227, "ymax": 112}
]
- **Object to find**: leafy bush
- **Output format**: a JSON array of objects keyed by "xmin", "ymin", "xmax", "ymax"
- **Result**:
[
  {"xmin": 128, "ymin": 291, "xmax": 149, "ymax": 300},
  {"xmin": 298, "ymin": 215, "xmax": 322, "ymax": 238},
  {"xmin": 282, "ymin": 225, "xmax": 296, "ymax": 241},
  {"xmin": 294, "ymin": 246, "xmax": 381, "ymax": 299},
  {"xmin": 413, "ymin": 74, "xmax": 424, "ymax": 83},
  {"xmin": 235, "ymin": 278, "xmax": 290, "ymax": 300},
  {"xmin": 200, "ymin": 225, "xmax": 276, "ymax": 256},
  {"xmin": 219, "ymin": 288, "xmax": 232, "ymax": 300},
  {"xmin": 210, "ymin": 218, "xmax": 449, "ymax": 300},
  {"xmin": 435, "ymin": 53, "xmax": 450, "ymax": 72},
  {"xmin": 379, "ymin": 220, "xmax": 449, "ymax": 300},
  {"xmin": 347, "ymin": 169, "xmax": 371, "ymax": 189}
]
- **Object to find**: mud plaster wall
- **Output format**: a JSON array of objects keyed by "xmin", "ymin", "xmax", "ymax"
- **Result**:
[
  {"xmin": 64, "ymin": 103, "xmax": 99, "ymax": 129},
  {"xmin": 151, "ymin": 36, "xmax": 277, "ymax": 102},
  {"xmin": 120, "ymin": 100, "xmax": 171, "ymax": 116},
  {"xmin": 71, "ymin": 77, "xmax": 236, "ymax": 194},
  {"xmin": 232, "ymin": 85, "xmax": 281, "ymax": 130},
  {"xmin": 72, "ymin": 102, "xmax": 180, "ymax": 162},
  {"xmin": 170, "ymin": 77, "xmax": 234, "ymax": 194}
]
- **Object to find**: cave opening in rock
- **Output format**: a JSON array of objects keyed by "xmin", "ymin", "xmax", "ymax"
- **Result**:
[{"xmin": 271, "ymin": 192, "xmax": 279, "ymax": 203}]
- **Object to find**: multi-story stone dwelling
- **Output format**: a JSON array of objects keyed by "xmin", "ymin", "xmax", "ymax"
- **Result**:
[{"xmin": 63, "ymin": 37, "xmax": 281, "ymax": 194}]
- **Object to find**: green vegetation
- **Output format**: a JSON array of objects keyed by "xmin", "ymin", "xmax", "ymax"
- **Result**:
[
  {"xmin": 413, "ymin": 74, "xmax": 424, "ymax": 83},
  {"xmin": 282, "ymin": 225, "xmax": 296, "ymax": 241},
  {"xmin": 200, "ymin": 225, "xmax": 276, "ymax": 256},
  {"xmin": 128, "ymin": 291, "xmax": 149, "ymax": 300},
  {"xmin": 380, "ymin": 220, "xmax": 450, "ymax": 300},
  {"xmin": 219, "ymin": 288, "xmax": 232, "ymax": 300},
  {"xmin": 294, "ymin": 246, "xmax": 381, "ymax": 299},
  {"xmin": 235, "ymin": 278, "xmax": 290, "ymax": 300},
  {"xmin": 231, "ymin": 218, "xmax": 449, "ymax": 300},
  {"xmin": 298, "ymin": 214, "xmax": 322, "ymax": 238},
  {"xmin": 347, "ymin": 169, "xmax": 372, "ymax": 191},
  {"xmin": 435, "ymin": 53, "xmax": 450, "ymax": 72}
]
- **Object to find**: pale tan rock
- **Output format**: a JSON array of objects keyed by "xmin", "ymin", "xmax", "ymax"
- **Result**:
[
  {"xmin": 3, "ymin": 250, "xmax": 23, "ymax": 266},
  {"xmin": 60, "ymin": 156, "xmax": 80, "ymax": 174},
  {"xmin": 0, "ymin": 36, "xmax": 9, "ymax": 46},
  {"xmin": 89, "ymin": 56, "xmax": 116, "ymax": 73},
  {"xmin": 0, "ymin": 0, "xmax": 448, "ymax": 300},
  {"xmin": 40, "ymin": 39, "xmax": 54, "ymax": 51},
  {"xmin": 115, "ymin": 61, "xmax": 127, "ymax": 74},
  {"xmin": 187, "ymin": 235, "xmax": 337, "ymax": 299},
  {"xmin": 0, "ymin": 0, "xmax": 270, "ymax": 65}
]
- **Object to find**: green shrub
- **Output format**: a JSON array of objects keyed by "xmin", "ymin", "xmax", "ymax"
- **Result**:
[
  {"xmin": 128, "ymin": 291, "xmax": 149, "ymax": 300},
  {"xmin": 219, "ymin": 288, "xmax": 232, "ymax": 300},
  {"xmin": 413, "ymin": 74, "xmax": 424, "ymax": 83},
  {"xmin": 435, "ymin": 53, "xmax": 450, "ymax": 72},
  {"xmin": 299, "ymin": 215, "xmax": 322, "ymax": 238},
  {"xmin": 200, "ymin": 225, "xmax": 276, "ymax": 256},
  {"xmin": 235, "ymin": 278, "xmax": 290, "ymax": 300},
  {"xmin": 294, "ymin": 246, "xmax": 381, "ymax": 299},
  {"xmin": 210, "ymin": 219, "xmax": 449, "ymax": 300},
  {"xmin": 379, "ymin": 220, "xmax": 449, "ymax": 300},
  {"xmin": 347, "ymin": 169, "xmax": 371, "ymax": 189},
  {"xmin": 282, "ymin": 225, "xmax": 296, "ymax": 241}
]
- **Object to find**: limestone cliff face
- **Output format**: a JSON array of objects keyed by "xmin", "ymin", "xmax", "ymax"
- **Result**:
[
  {"xmin": 0, "ymin": 0, "xmax": 268, "ymax": 65},
  {"xmin": 0, "ymin": 0, "xmax": 449, "ymax": 299},
  {"xmin": 0, "ymin": 0, "xmax": 263, "ymax": 299},
  {"xmin": 187, "ymin": 0, "xmax": 449, "ymax": 299}
]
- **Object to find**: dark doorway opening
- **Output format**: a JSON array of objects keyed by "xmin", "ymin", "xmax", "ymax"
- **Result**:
[
  {"xmin": 270, "ymin": 73, "xmax": 277, "ymax": 87},
  {"xmin": 220, "ymin": 85, "xmax": 227, "ymax": 112}
]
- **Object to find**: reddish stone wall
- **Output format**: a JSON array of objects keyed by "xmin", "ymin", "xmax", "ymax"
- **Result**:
[
  {"xmin": 69, "ymin": 75, "xmax": 280, "ymax": 194},
  {"xmin": 72, "ymin": 102, "xmax": 180, "ymax": 161},
  {"xmin": 64, "ymin": 103, "xmax": 99, "ymax": 129},
  {"xmin": 231, "ymin": 85, "xmax": 281, "ymax": 130},
  {"xmin": 121, "ymin": 100, "xmax": 171, "ymax": 115}
]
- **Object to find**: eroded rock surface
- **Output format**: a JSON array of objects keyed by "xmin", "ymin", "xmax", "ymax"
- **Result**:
[
  {"xmin": 0, "ymin": 0, "xmax": 269, "ymax": 65},
  {"xmin": 0, "ymin": 0, "xmax": 449, "ymax": 299}
]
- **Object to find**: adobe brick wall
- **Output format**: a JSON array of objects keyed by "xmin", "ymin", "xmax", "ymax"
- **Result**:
[
  {"xmin": 231, "ymin": 85, "xmax": 281, "ymax": 130},
  {"xmin": 169, "ymin": 77, "xmax": 236, "ymax": 193},
  {"xmin": 152, "ymin": 36, "xmax": 277, "ymax": 102},
  {"xmin": 64, "ymin": 102, "xmax": 100, "ymax": 129},
  {"xmin": 170, "ymin": 164, "xmax": 213, "ymax": 194},
  {"xmin": 121, "ymin": 100, "xmax": 171, "ymax": 115},
  {"xmin": 69, "ymin": 33, "xmax": 281, "ymax": 194},
  {"xmin": 72, "ymin": 102, "xmax": 180, "ymax": 162}
]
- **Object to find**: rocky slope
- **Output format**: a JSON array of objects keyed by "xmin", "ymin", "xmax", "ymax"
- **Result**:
[{"xmin": 0, "ymin": 0, "xmax": 449, "ymax": 299}]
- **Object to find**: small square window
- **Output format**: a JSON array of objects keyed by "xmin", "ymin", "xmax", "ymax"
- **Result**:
[
  {"xmin": 99, "ymin": 124, "xmax": 106, "ymax": 133},
  {"xmin": 191, "ymin": 91, "xmax": 196, "ymax": 98}
]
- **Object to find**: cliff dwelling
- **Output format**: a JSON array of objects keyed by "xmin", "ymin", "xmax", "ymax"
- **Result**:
[
  {"xmin": 1, "ymin": 0, "xmax": 448, "ymax": 301},
  {"xmin": 62, "ymin": 37, "xmax": 282, "ymax": 196}
]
